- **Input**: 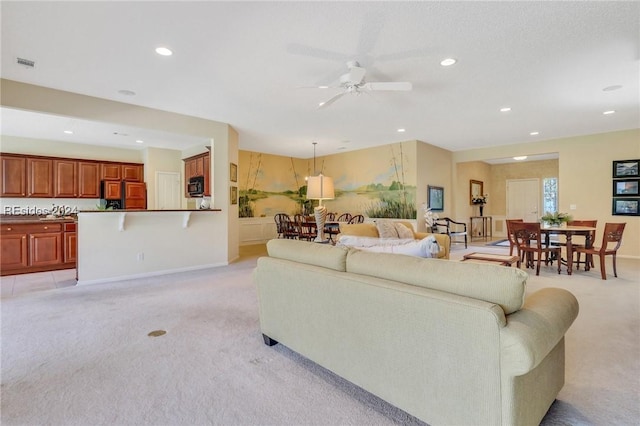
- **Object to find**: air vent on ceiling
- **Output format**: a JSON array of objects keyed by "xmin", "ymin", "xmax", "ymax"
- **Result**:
[{"xmin": 17, "ymin": 57, "xmax": 35, "ymax": 68}]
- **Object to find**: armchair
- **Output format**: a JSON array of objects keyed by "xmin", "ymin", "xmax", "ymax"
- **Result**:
[{"xmin": 434, "ymin": 217, "xmax": 468, "ymax": 248}]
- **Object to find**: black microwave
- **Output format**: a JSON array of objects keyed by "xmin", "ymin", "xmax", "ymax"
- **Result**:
[{"xmin": 188, "ymin": 176, "xmax": 205, "ymax": 197}]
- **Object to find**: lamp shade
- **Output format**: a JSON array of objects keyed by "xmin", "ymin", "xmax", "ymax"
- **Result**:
[{"xmin": 306, "ymin": 174, "xmax": 335, "ymax": 200}]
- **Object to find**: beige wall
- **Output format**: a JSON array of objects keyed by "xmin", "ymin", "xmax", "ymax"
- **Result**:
[{"xmin": 416, "ymin": 141, "xmax": 453, "ymax": 232}]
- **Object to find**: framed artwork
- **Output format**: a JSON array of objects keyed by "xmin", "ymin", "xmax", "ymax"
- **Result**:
[
  {"xmin": 612, "ymin": 159, "xmax": 639, "ymax": 178},
  {"xmin": 613, "ymin": 179, "xmax": 639, "ymax": 196},
  {"xmin": 230, "ymin": 163, "xmax": 238, "ymax": 182},
  {"xmin": 428, "ymin": 185, "xmax": 444, "ymax": 211},
  {"xmin": 470, "ymin": 180, "xmax": 483, "ymax": 205},
  {"xmin": 230, "ymin": 186, "xmax": 238, "ymax": 205},
  {"xmin": 612, "ymin": 198, "xmax": 639, "ymax": 216}
]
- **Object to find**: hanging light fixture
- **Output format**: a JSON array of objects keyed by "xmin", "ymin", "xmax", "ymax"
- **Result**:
[{"xmin": 306, "ymin": 142, "xmax": 335, "ymax": 242}]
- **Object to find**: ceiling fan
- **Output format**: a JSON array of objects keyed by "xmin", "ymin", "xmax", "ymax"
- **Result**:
[{"xmin": 315, "ymin": 61, "xmax": 412, "ymax": 109}]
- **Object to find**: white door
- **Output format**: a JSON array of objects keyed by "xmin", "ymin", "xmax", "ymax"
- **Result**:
[
  {"xmin": 156, "ymin": 171, "xmax": 181, "ymax": 210},
  {"xmin": 507, "ymin": 179, "xmax": 540, "ymax": 221}
]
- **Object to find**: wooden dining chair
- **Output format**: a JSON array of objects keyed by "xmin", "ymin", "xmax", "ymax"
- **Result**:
[
  {"xmin": 336, "ymin": 213, "xmax": 352, "ymax": 223},
  {"xmin": 274, "ymin": 213, "xmax": 297, "ymax": 239},
  {"xmin": 326, "ymin": 212, "xmax": 337, "ymax": 221},
  {"xmin": 568, "ymin": 220, "xmax": 597, "ymax": 269},
  {"xmin": 574, "ymin": 222, "xmax": 626, "ymax": 280},
  {"xmin": 293, "ymin": 214, "xmax": 317, "ymax": 241},
  {"xmin": 348, "ymin": 214, "xmax": 365, "ymax": 224},
  {"xmin": 505, "ymin": 219, "xmax": 524, "ymax": 256},
  {"xmin": 511, "ymin": 222, "xmax": 561, "ymax": 275}
]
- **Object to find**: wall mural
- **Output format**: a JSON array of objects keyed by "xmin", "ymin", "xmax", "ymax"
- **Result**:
[{"xmin": 239, "ymin": 141, "xmax": 417, "ymax": 219}]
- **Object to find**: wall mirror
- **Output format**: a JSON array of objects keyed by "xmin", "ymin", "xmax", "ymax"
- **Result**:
[{"xmin": 470, "ymin": 180, "xmax": 483, "ymax": 205}]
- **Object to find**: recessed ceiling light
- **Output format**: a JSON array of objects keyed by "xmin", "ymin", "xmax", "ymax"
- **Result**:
[
  {"xmin": 603, "ymin": 110, "xmax": 616, "ymax": 115},
  {"xmin": 440, "ymin": 58, "xmax": 457, "ymax": 66},
  {"xmin": 155, "ymin": 47, "xmax": 173, "ymax": 56},
  {"xmin": 513, "ymin": 156, "xmax": 528, "ymax": 161},
  {"xmin": 602, "ymin": 85, "xmax": 622, "ymax": 92},
  {"xmin": 500, "ymin": 107, "xmax": 512, "ymax": 112},
  {"xmin": 118, "ymin": 89, "xmax": 136, "ymax": 96},
  {"xmin": 530, "ymin": 131, "xmax": 539, "ymax": 136},
  {"xmin": 318, "ymin": 86, "xmax": 329, "ymax": 89},
  {"xmin": 397, "ymin": 128, "xmax": 406, "ymax": 133},
  {"xmin": 135, "ymin": 140, "xmax": 144, "ymax": 144},
  {"xmin": 63, "ymin": 130, "xmax": 73, "ymax": 134},
  {"xmin": 318, "ymin": 102, "xmax": 326, "ymax": 107}
]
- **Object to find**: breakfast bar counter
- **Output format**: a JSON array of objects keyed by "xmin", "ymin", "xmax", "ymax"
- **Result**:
[{"xmin": 76, "ymin": 209, "xmax": 227, "ymax": 285}]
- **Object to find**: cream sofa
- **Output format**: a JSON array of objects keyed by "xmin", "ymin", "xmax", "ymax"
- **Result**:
[
  {"xmin": 255, "ymin": 239, "xmax": 579, "ymax": 426},
  {"xmin": 338, "ymin": 220, "xmax": 451, "ymax": 259}
]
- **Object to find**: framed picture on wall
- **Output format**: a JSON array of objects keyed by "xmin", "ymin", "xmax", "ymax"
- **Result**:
[
  {"xmin": 613, "ymin": 179, "xmax": 639, "ymax": 196},
  {"xmin": 230, "ymin": 163, "xmax": 238, "ymax": 182},
  {"xmin": 612, "ymin": 159, "xmax": 639, "ymax": 178},
  {"xmin": 230, "ymin": 186, "xmax": 238, "ymax": 205},
  {"xmin": 470, "ymin": 180, "xmax": 483, "ymax": 205},
  {"xmin": 428, "ymin": 185, "xmax": 444, "ymax": 211},
  {"xmin": 612, "ymin": 197, "xmax": 639, "ymax": 216}
]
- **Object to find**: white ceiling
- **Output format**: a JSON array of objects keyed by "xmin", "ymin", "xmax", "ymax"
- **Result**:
[{"xmin": 1, "ymin": 1, "xmax": 638, "ymax": 159}]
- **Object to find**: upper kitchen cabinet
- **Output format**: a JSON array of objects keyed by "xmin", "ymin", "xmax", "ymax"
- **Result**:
[
  {"xmin": 27, "ymin": 157, "xmax": 54, "ymax": 197},
  {"xmin": 122, "ymin": 164, "xmax": 143, "ymax": 181},
  {"xmin": 0, "ymin": 154, "xmax": 26, "ymax": 197},
  {"xmin": 54, "ymin": 159, "xmax": 78, "ymax": 198},
  {"xmin": 77, "ymin": 162, "xmax": 100, "ymax": 198},
  {"xmin": 100, "ymin": 163, "xmax": 122, "ymax": 181}
]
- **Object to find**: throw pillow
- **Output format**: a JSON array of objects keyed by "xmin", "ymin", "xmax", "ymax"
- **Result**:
[
  {"xmin": 394, "ymin": 222, "xmax": 415, "ymax": 239},
  {"xmin": 376, "ymin": 220, "xmax": 399, "ymax": 238}
]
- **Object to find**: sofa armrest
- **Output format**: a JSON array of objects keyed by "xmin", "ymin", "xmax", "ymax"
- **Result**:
[
  {"xmin": 500, "ymin": 287, "xmax": 579, "ymax": 375},
  {"xmin": 415, "ymin": 232, "xmax": 450, "ymax": 259}
]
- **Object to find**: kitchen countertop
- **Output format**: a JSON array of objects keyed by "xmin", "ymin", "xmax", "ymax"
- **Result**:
[{"xmin": 0, "ymin": 215, "xmax": 77, "ymax": 224}]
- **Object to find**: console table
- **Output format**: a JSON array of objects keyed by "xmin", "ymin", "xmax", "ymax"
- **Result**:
[{"xmin": 470, "ymin": 216, "xmax": 492, "ymax": 241}]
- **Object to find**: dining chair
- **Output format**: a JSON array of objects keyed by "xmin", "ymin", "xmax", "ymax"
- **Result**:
[
  {"xmin": 567, "ymin": 220, "xmax": 597, "ymax": 269},
  {"xmin": 574, "ymin": 222, "xmax": 626, "ymax": 280},
  {"xmin": 336, "ymin": 213, "xmax": 352, "ymax": 223},
  {"xmin": 327, "ymin": 212, "xmax": 337, "ymax": 221},
  {"xmin": 274, "ymin": 213, "xmax": 297, "ymax": 239},
  {"xmin": 433, "ymin": 218, "xmax": 467, "ymax": 249},
  {"xmin": 505, "ymin": 219, "xmax": 524, "ymax": 256},
  {"xmin": 511, "ymin": 222, "xmax": 561, "ymax": 275},
  {"xmin": 294, "ymin": 214, "xmax": 317, "ymax": 241},
  {"xmin": 348, "ymin": 214, "xmax": 365, "ymax": 224}
]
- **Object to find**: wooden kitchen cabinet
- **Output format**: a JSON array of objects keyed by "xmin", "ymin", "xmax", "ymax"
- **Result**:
[
  {"xmin": 64, "ymin": 222, "xmax": 77, "ymax": 264},
  {"xmin": 101, "ymin": 163, "xmax": 122, "ymax": 180},
  {"xmin": 203, "ymin": 153, "xmax": 210, "ymax": 196},
  {"xmin": 78, "ymin": 161, "xmax": 100, "ymax": 198},
  {"xmin": 0, "ymin": 222, "xmax": 68, "ymax": 275},
  {"xmin": 101, "ymin": 180, "xmax": 122, "ymax": 200},
  {"xmin": 27, "ymin": 157, "xmax": 54, "ymax": 197},
  {"xmin": 1, "ymin": 232, "xmax": 28, "ymax": 270},
  {"xmin": 0, "ymin": 155, "xmax": 26, "ymax": 197},
  {"xmin": 54, "ymin": 159, "xmax": 78, "ymax": 198},
  {"xmin": 184, "ymin": 152, "xmax": 210, "ymax": 197},
  {"xmin": 122, "ymin": 164, "xmax": 143, "ymax": 181}
]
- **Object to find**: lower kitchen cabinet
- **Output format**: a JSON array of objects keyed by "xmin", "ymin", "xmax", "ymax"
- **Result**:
[{"xmin": 0, "ymin": 221, "xmax": 76, "ymax": 276}]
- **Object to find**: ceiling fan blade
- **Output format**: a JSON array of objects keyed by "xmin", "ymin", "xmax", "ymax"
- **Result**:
[
  {"xmin": 363, "ymin": 82, "xmax": 412, "ymax": 91},
  {"xmin": 318, "ymin": 92, "xmax": 347, "ymax": 109}
]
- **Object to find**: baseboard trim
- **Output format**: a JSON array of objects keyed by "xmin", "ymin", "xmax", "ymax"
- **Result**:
[{"xmin": 76, "ymin": 262, "xmax": 229, "ymax": 285}]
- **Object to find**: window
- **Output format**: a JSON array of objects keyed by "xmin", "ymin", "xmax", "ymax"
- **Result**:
[{"xmin": 543, "ymin": 177, "xmax": 558, "ymax": 213}]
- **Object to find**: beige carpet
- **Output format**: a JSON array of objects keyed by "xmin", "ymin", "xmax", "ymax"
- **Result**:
[{"xmin": 1, "ymin": 243, "xmax": 639, "ymax": 425}]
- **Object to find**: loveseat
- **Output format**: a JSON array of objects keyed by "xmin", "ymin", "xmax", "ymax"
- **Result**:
[
  {"xmin": 255, "ymin": 239, "xmax": 579, "ymax": 426},
  {"xmin": 338, "ymin": 220, "xmax": 451, "ymax": 259}
]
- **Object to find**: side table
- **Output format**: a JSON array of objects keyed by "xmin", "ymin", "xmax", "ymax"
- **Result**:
[{"xmin": 470, "ymin": 216, "xmax": 492, "ymax": 241}]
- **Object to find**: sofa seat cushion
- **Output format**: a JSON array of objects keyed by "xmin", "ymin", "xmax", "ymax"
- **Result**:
[
  {"xmin": 346, "ymin": 249, "xmax": 528, "ymax": 314},
  {"xmin": 267, "ymin": 239, "xmax": 348, "ymax": 271}
]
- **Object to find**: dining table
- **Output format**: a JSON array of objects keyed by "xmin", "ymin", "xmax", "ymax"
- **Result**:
[{"xmin": 540, "ymin": 225, "xmax": 596, "ymax": 275}]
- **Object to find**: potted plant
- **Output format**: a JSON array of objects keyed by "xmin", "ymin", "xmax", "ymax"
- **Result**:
[{"xmin": 540, "ymin": 211, "xmax": 572, "ymax": 227}]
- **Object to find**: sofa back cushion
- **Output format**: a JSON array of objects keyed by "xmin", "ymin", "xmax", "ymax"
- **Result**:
[
  {"xmin": 266, "ymin": 239, "xmax": 348, "ymax": 271},
  {"xmin": 346, "ymin": 249, "xmax": 527, "ymax": 314},
  {"xmin": 339, "ymin": 223, "xmax": 379, "ymax": 238}
]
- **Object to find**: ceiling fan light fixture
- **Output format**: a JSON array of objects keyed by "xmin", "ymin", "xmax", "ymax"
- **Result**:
[{"xmin": 440, "ymin": 58, "xmax": 457, "ymax": 66}]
